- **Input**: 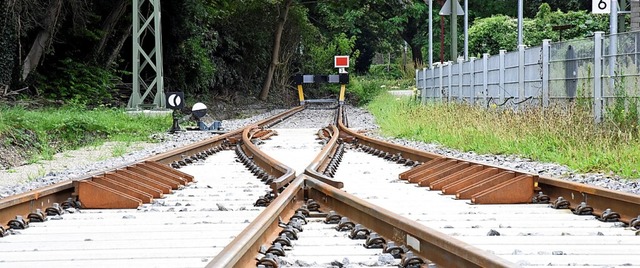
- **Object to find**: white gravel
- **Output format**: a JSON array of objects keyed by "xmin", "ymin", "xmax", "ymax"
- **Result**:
[{"xmin": 1, "ymin": 105, "xmax": 638, "ymax": 200}]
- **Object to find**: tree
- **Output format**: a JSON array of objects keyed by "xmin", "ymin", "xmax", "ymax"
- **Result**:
[
  {"xmin": 260, "ymin": 0, "xmax": 294, "ymax": 101},
  {"xmin": 21, "ymin": 0, "xmax": 64, "ymax": 81}
]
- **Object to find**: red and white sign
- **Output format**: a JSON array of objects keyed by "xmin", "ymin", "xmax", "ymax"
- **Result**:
[{"xmin": 334, "ymin": 56, "xmax": 349, "ymax": 68}]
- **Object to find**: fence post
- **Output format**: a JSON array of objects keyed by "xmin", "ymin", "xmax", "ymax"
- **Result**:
[
  {"xmin": 483, "ymin": 53, "xmax": 489, "ymax": 107},
  {"xmin": 469, "ymin": 57, "xmax": 476, "ymax": 105},
  {"xmin": 499, "ymin": 50, "xmax": 506, "ymax": 104},
  {"xmin": 542, "ymin": 39, "xmax": 550, "ymax": 108},
  {"xmin": 415, "ymin": 68, "xmax": 419, "ymax": 98},
  {"xmin": 518, "ymin": 45, "xmax": 526, "ymax": 107},
  {"xmin": 439, "ymin": 63, "xmax": 444, "ymax": 102},
  {"xmin": 594, "ymin": 31, "xmax": 604, "ymax": 123},
  {"xmin": 458, "ymin": 58, "xmax": 464, "ymax": 103},
  {"xmin": 447, "ymin": 62, "xmax": 453, "ymax": 102},
  {"xmin": 422, "ymin": 67, "xmax": 427, "ymax": 104},
  {"xmin": 430, "ymin": 65, "xmax": 436, "ymax": 102}
]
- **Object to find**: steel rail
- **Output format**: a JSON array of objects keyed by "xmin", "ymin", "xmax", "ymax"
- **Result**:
[
  {"xmin": 148, "ymin": 106, "xmax": 304, "ymax": 164},
  {"xmin": 240, "ymin": 125, "xmax": 296, "ymax": 194},
  {"xmin": 305, "ymin": 176, "xmax": 517, "ymax": 268},
  {"xmin": 210, "ymin": 107, "xmax": 515, "ymax": 267},
  {"xmin": 538, "ymin": 177, "xmax": 640, "ymax": 223},
  {"xmin": 303, "ymin": 124, "xmax": 344, "ymax": 188},
  {"xmin": 0, "ymin": 106, "xmax": 304, "ymax": 231},
  {"xmin": 205, "ymin": 175, "xmax": 305, "ymax": 268}
]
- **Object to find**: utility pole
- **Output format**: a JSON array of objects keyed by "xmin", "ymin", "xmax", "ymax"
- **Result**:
[
  {"xmin": 518, "ymin": 0, "xmax": 523, "ymax": 46},
  {"xmin": 450, "ymin": 0, "xmax": 457, "ymax": 59},
  {"xmin": 464, "ymin": 0, "xmax": 468, "ymax": 60}
]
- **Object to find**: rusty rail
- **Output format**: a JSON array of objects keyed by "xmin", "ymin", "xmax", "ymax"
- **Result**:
[
  {"xmin": 337, "ymin": 106, "xmax": 640, "ymax": 224},
  {"xmin": 305, "ymin": 176, "xmax": 517, "ymax": 268},
  {"xmin": 209, "ymin": 107, "xmax": 515, "ymax": 267},
  {"xmin": 147, "ymin": 106, "xmax": 304, "ymax": 164},
  {"xmin": 240, "ymin": 125, "xmax": 296, "ymax": 195},
  {"xmin": 304, "ymin": 124, "xmax": 344, "ymax": 188},
  {"xmin": 0, "ymin": 106, "xmax": 304, "ymax": 230},
  {"xmin": 538, "ymin": 177, "xmax": 640, "ymax": 223},
  {"xmin": 206, "ymin": 176, "xmax": 305, "ymax": 267}
]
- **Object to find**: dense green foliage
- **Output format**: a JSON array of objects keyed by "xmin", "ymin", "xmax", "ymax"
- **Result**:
[
  {"xmin": 367, "ymin": 94, "xmax": 640, "ymax": 178},
  {"xmin": 0, "ymin": 0, "xmax": 619, "ymax": 106},
  {"xmin": 468, "ymin": 4, "xmax": 610, "ymax": 56}
]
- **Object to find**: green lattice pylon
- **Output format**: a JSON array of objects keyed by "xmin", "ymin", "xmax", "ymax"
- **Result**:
[{"xmin": 128, "ymin": 0, "xmax": 165, "ymax": 110}]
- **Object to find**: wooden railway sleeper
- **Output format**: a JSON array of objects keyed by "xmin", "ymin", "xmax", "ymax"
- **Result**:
[
  {"xmin": 324, "ymin": 210, "xmax": 342, "ymax": 224},
  {"xmin": 256, "ymin": 253, "xmax": 280, "ymax": 268},
  {"xmin": 630, "ymin": 215, "xmax": 640, "ymax": 229},
  {"xmin": 335, "ymin": 217, "xmax": 355, "ymax": 231},
  {"xmin": 531, "ymin": 191, "xmax": 550, "ymax": 204},
  {"xmin": 349, "ymin": 224, "xmax": 371, "ymax": 239},
  {"xmin": 383, "ymin": 241, "xmax": 408, "ymax": 259},
  {"xmin": 8, "ymin": 215, "xmax": 28, "ymax": 229},
  {"xmin": 400, "ymin": 251, "xmax": 426, "ymax": 268},
  {"xmin": 363, "ymin": 232, "xmax": 386, "ymax": 249},
  {"xmin": 598, "ymin": 208, "xmax": 620, "ymax": 222},
  {"xmin": 572, "ymin": 201, "xmax": 594, "ymax": 215},
  {"xmin": 551, "ymin": 196, "xmax": 570, "ymax": 209},
  {"xmin": 28, "ymin": 209, "xmax": 47, "ymax": 222}
]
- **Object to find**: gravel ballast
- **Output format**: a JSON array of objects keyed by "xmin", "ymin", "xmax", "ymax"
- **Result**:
[{"xmin": 1, "ymin": 106, "xmax": 638, "ymax": 199}]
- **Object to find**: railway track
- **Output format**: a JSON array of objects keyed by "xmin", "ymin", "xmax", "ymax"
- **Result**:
[{"xmin": 1, "ymin": 105, "xmax": 639, "ymax": 267}]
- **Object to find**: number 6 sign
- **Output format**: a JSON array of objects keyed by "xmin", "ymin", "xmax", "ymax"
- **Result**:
[{"xmin": 593, "ymin": 0, "xmax": 611, "ymax": 14}]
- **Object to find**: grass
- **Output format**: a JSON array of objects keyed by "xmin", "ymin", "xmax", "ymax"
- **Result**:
[
  {"xmin": 0, "ymin": 105, "xmax": 170, "ymax": 163},
  {"xmin": 111, "ymin": 142, "xmax": 130, "ymax": 157},
  {"xmin": 367, "ymin": 93, "xmax": 640, "ymax": 179},
  {"xmin": 346, "ymin": 76, "xmax": 414, "ymax": 106}
]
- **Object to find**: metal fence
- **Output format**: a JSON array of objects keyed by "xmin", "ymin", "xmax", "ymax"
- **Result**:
[{"xmin": 416, "ymin": 31, "xmax": 640, "ymax": 122}]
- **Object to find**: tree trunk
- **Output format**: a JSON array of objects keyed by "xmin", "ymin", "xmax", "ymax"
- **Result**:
[
  {"xmin": 21, "ymin": 0, "xmax": 64, "ymax": 81},
  {"xmin": 259, "ymin": 0, "xmax": 293, "ymax": 101},
  {"xmin": 92, "ymin": 0, "xmax": 129, "ymax": 65},
  {"xmin": 105, "ymin": 25, "xmax": 132, "ymax": 68},
  {"xmin": 411, "ymin": 44, "xmax": 423, "ymax": 68}
]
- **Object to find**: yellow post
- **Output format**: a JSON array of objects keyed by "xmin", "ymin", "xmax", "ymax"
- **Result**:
[
  {"xmin": 297, "ymin": 84, "xmax": 305, "ymax": 105},
  {"xmin": 339, "ymin": 84, "xmax": 346, "ymax": 104}
]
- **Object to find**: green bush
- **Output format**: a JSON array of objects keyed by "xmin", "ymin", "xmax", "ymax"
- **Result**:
[
  {"xmin": 35, "ymin": 58, "xmax": 116, "ymax": 105},
  {"xmin": 368, "ymin": 64, "xmax": 403, "ymax": 79},
  {"xmin": 347, "ymin": 77, "xmax": 413, "ymax": 106}
]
